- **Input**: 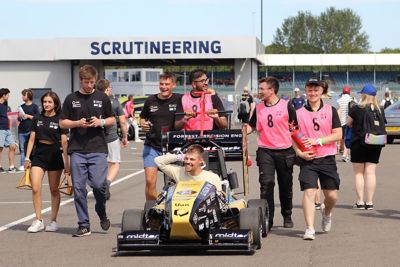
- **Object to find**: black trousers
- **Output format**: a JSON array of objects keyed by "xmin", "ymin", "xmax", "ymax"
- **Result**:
[{"xmin": 256, "ymin": 147, "xmax": 295, "ymax": 224}]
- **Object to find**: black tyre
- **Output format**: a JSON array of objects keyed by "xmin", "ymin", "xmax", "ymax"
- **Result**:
[
  {"xmin": 121, "ymin": 209, "xmax": 144, "ymax": 232},
  {"xmin": 247, "ymin": 199, "xmax": 269, "ymax": 237},
  {"xmin": 240, "ymin": 207, "xmax": 262, "ymax": 249},
  {"xmin": 387, "ymin": 136, "xmax": 395, "ymax": 144}
]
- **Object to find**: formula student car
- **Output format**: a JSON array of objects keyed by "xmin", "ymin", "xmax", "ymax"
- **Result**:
[{"xmin": 117, "ymin": 179, "xmax": 268, "ymax": 252}]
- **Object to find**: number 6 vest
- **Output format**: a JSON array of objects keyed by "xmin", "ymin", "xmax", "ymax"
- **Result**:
[{"xmin": 296, "ymin": 104, "xmax": 337, "ymax": 158}]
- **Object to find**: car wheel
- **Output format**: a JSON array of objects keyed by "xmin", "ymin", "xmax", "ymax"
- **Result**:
[
  {"xmin": 127, "ymin": 125, "xmax": 135, "ymax": 141},
  {"xmin": 121, "ymin": 209, "xmax": 144, "ymax": 232},
  {"xmin": 247, "ymin": 199, "xmax": 269, "ymax": 237},
  {"xmin": 144, "ymin": 200, "xmax": 157, "ymax": 212},
  {"xmin": 387, "ymin": 136, "xmax": 395, "ymax": 144},
  {"xmin": 240, "ymin": 207, "xmax": 262, "ymax": 249}
]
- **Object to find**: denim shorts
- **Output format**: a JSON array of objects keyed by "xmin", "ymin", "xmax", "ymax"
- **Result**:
[
  {"xmin": 143, "ymin": 145, "xmax": 162, "ymax": 168},
  {"xmin": 0, "ymin": 130, "xmax": 16, "ymax": 148}
]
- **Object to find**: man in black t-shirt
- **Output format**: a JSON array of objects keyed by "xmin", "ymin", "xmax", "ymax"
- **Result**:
[
  {"xmin": 60, "ymin": 65, "xmax": 115, "ymax": 237},
  {"xmin": 0, "ymin": 88, "xmax": 17, "ymax": 173},
  {"xmin": 140, "ymin": 72, "xmax": 181, "ymax": 200},
  {"xmin": 18, "ymin": 89, "xmax": 39, "ymax": 171}
]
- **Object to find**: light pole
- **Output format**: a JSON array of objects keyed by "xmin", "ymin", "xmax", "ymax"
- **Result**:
[{"xmin": 261, "ymin": 0, "xmax": 263, "ymax": 43}]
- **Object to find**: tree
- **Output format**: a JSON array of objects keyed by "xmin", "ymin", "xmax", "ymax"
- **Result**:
[
  {"xmin": 268, "ymin": 7, "xmax": 370, "ymax": 54},
  {"xmin": 380, "ymin": 48, "xmax": 400, "ymax": 53}
]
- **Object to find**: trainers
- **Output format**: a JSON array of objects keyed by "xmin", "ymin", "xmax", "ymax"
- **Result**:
[
  {"xmin": 321, "ymin": 206, "xmax": 332, "ymax": 232},
  {"xmin": 0, "ymin": 167, "xmax": 5, "ymax": 173},
  {"xmin": 72, "ymin": 227, "xmax": 91, "ymax": 237},
  {"xmin": 7, "ymin": 167, "xmax": 17, "ymax": 173},
  {"xmin": 18, "ymin": 166, "xmax": 25, "ymax": 172},
  {"xmin": 365, "ymin": 203, "xmax": 374, "ymax": 210},
  {"xmin": 341, "ymin": 156, "xmax": 350, "ymax": 162},
  {"xmin": 105, "ymin": 181, "xmax": 111, "ymax": 201},
  {"xmin": 303, "ymin": 228, "xmax": 315, "ymax": 240},
  {"xmin": 45, "ymin": 221, "xmax": 59, "ymax": 232},
  {"xmin": 100, "ymin": 217, "xmax": 110, "ymax": 231},
  {"xmin": 135, "ymin": 139, "xmax": 143, "ymax": 143},
  {"xmin": 27, "ymin": 219, "xmax": 45, "ymax": 233},
  {"xmin": 352, "ymin": 202, "xmax": 365, "ymax": 210},
  {"xmin": 283, "ymin": 216, "xmax": 294, "ymax": 228},
  {"xmin": 315, "ymin": 203, "xmax": 322, "ymax": 210}
]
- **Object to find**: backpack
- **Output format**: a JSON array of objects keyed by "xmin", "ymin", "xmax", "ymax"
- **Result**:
[
  {"xmin": 383, "ymin": 99, "xmax": 392, "ymax": 109},
  {"xmin": 360, "ymin": 106, "xmax": 387, "ymax": 147},
  {"xmin": 238, "ymin": 99, "xmax": 250, "ymax": 119}
]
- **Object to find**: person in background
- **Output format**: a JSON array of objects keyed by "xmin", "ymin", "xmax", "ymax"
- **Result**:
[
  {"xmin": 347, "ymin": 85, "xmax": 385, "ymax": 211},
  {"xmin": 140, "ymin": 72, "xmax": 181, "ymax": 200},
  {"xmin": 124, "ymin": 95, "xmax": 142, "ymax": 142},
  {"xmin": 294, "ymin": 77, "xmax": 341, "ymax": 241},
  {"xmin": 175, "ymin": 69, "xmax": 227, "ymax": 130},
  {"xmin": 290, "ymin": 87, "xmax": 306, "ymax": 110},
  {"xmin": 380, "ymin": 91, "xmax": 394, "ymax": 109},
  {"xmin": 24, "ymin": 92, "xmax": 69, "ymax": 233},
  {"xmin": 60, "ymin": 65, "xmax": 115, "ymax": 237},
  {"xmin": 96, "ymin": 79, "xmax": 128, "ymax": 201},
  {"xmin": 0, "ymin": 88, "xmax": 17, "ymax": 173},
  {"xmin": 18, "ymin": 89, "xmax": 40, "ymax": 171},
  {"xmin": 337, "ymin": 86, "xmax": 352, "ymax": 162}
]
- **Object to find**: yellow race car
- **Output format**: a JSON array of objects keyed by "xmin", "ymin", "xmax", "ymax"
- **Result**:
[{"xmin": 117, "ymin": 179, "xmax": 268, "ymax": 253}]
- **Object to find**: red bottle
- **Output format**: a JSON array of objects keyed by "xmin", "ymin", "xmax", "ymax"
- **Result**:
[{"xmin": 290, "ymin": 126, "xmax": 317, "ymax": 154}]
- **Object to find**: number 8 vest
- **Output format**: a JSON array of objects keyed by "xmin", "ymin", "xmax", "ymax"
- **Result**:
[{"xmin": 182, "ymin": 93, "xmax": 214, "ymax": 131}]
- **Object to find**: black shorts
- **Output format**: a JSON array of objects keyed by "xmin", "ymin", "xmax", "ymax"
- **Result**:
[
  {"xmin": 298, "ymin": 156, "xmax": 340, "ymax": 191},
  {"xmin": 350, "ymin": 141, "xmax": 382, "ymax": 164},
  {"xmin": 31, "ymin": 142, "xmax": 64, "ymax": 171}
]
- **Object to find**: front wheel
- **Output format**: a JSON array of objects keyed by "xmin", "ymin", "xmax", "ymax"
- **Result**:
[
  {"xmin": 121, "ymin": 209, "xmax": 144, "ymax": 232},
  {"xmin": 247, "ymin": 199, "xmax": 269, "ymax": 237},
  {"xmin": 240, "ymin": 207, "xmax": 262, "ymax": 249}
]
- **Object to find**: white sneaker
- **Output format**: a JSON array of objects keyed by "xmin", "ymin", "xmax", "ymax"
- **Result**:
[
  {"xmin": 303, "ymin": 228, "xmax": 315, "ymax": 240},
  {"xmin": 134, "ymin": 139, "xmax": 143, "ymax": 142},
  {"xmin": 321, "ymin": 206, "xmax": 332, "ymax": 232},
  {"xmin": 45, "ymin": 221, "xmax": 59, "ymax": 232},
  {"xmin": 27, "ymin": 219, "xmax": 45, "ymax": 233},
  {"xmin": 18, "ymin": 166, "xmax": 25, "ymax": 172}
]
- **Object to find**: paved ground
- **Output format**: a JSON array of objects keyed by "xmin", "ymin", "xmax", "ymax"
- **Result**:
[{"xmin": 0, "ymin": 136, "xmax": 399, "ymax": 267}]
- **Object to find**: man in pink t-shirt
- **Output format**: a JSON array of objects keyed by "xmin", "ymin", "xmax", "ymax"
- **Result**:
[
  {"xmin": 246, "ymin": 76, "xmax": 297, "ymax": 231},
  {"xmin": 293, "ymin": 77, "xmax": 342, "ymax": 241},
  {"xmin": 124, "ymin": 95, "xmax": 142, "ymax": 142}
]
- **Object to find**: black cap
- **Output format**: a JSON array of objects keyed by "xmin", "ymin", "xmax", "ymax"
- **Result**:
[{"xmin": 306, "ymin": 77, "xmax": 321, "ymax": 86}]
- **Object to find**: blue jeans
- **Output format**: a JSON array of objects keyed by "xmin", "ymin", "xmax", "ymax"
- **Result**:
[
  {"xmin": 18, "ymin": 132, "xmax": 30, "ymax": 167},
  {"xmin": 70, "ymin": 152, "xmax": 108, "ymax": 228}
]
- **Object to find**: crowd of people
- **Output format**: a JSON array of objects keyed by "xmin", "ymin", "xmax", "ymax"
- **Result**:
[{"xmin": 0, "ymin": 65, "xmax": 389, "ymax": 241}]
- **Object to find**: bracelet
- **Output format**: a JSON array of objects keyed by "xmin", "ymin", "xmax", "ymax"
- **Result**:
[
  {"xmin": 316, "ymin": 138, "xmax": 324, "ymax": 146},
  {"xmin": 100, "ymin": 119, "xmax": 105, "ymax": 128},
  {"xmin": 25, "ymin": 158, "xmax": 31, "ymax": 162}
]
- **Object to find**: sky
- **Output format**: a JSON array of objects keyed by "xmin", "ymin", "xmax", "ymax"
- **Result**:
[{"xmin": 0, "ymin": 0, "xmax": 398, "ymax": 52}]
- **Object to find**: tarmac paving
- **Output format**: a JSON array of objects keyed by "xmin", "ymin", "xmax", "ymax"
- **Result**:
[{"xmin": 0, "ymin": 135, "xmax": 399, "ymax": 267}]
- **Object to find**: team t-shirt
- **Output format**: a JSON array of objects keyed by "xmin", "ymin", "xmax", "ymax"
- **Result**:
[
  {"xmin": 140, "ymin": 93, "xmax": 182, "ymax": 150},
  {"xmin": 18, "ymin": 103, "xmax": 40, "ymax": 133},
  {"xmin": 0, "ymin": 103, "xmax": 8, "ymax": 130},
  {"xmin": 249, "ymin": 99, "xmax": 297, "ymax": 149},
  {"xmin": 31, "ymin": 113, "xmax": 69, "ymax": 143},
  {"xmin": 105, "ymin": 98, "xmax": 124, "ymax": 143},
  {"xmin": 61, "ymin": 90, "xmax": 114, "ymax": 154}
]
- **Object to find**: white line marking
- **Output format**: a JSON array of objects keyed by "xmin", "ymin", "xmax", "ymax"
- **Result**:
[{"xmin": 0, "ymin": 169, "xmax": 144, "ymax": 232}]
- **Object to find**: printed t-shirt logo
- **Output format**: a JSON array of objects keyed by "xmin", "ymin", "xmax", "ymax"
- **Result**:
[
  {"xmin": 93, "ymin": 100, "xmax": 102, "ymax": 108},
  {"xmin": 150, "ymin": 105, "xmax": 158, "ymax": 113},
  {"xmin": 72, "ymin": 101, "xmax": 81, "ymax": 108},
  {"xmin": 37, "ymin": 120, "xmax": 44, "ymax": 127},
  {"xmin": 49, "ymin": 122, "xmax": 59, "ymax": 129},
  {"xmin": 169, "ymin": 104, "xmax": 177, "ymax": 112}
]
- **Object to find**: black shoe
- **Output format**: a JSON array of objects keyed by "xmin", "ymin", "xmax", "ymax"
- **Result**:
[
  {"xmin": 365, "ymin": 204, "xmax": 374, "ymax": 210},
  {"xmin": 100, "ymin": 217, "xmax": 110, "ymax": 231},
  {"xmin": 283, "ymin": 216, "xmax": 294, "ymax": 228},
  {"xmin": 0, "ymin": 167, "xmax": 6, "ymax": 173},
  {"xmin": 72, "ymin": 227, "xmax": 91, "ymax": 237},
  {"xmin": 105, "ymin": 181, "xmax": 111, "ymax": 201},
  {"xmin": 315, "ymin": 203, "xmax": 322, "ymax": 210},
  {"xmin": 352, "ymin": 203, "xmax": 365, "ymax": 210},
  {"xmin": 268, "ymin": 221, "xmax": 273, "ymax": 232}
]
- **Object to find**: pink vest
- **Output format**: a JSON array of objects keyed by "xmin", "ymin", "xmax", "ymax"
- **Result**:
[
  {"xmin": 182, "ymin": 93, "xmax": 214, "ymax": 130},
  {"xmin": 296, "ymin": 104, "xmax": 337, "ymax": 158},
  {"xmin": 257, "ymin": 99, "xmax": 292, "ymax": 149}
]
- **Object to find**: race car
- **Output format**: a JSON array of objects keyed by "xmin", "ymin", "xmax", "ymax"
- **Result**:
[{"xmin": 117, "ymin": 179, "xmax": 268, "ymax": 253}]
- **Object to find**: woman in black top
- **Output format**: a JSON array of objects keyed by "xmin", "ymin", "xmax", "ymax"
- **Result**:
[
  {"xmin": 347, "ymin": 85, "xmax": 385, "ymax": 211},
  {"xmin": 24, "ymin": 92, "xmax": 69, "ymax": 233}
]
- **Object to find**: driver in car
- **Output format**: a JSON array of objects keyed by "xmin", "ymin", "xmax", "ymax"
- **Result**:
[{"xmin": 154, "ymin": 144, "xmax": 222, "ymax": 192}]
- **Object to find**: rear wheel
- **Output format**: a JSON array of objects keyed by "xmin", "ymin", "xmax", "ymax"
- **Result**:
[
  {"xmin": 121, "ymin": 209, "xmax": 144, "ymax": 232},
  {"xmin": 247, "ymin": 199, "xmax": 269, "ymax": 237},
  {"xmin": 240, "ymin": 207, "xmax": 262, "ymax": 249},
  {"xmin": 127, "ymin": 125, "xmax": 135, "ymax": 141}
]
